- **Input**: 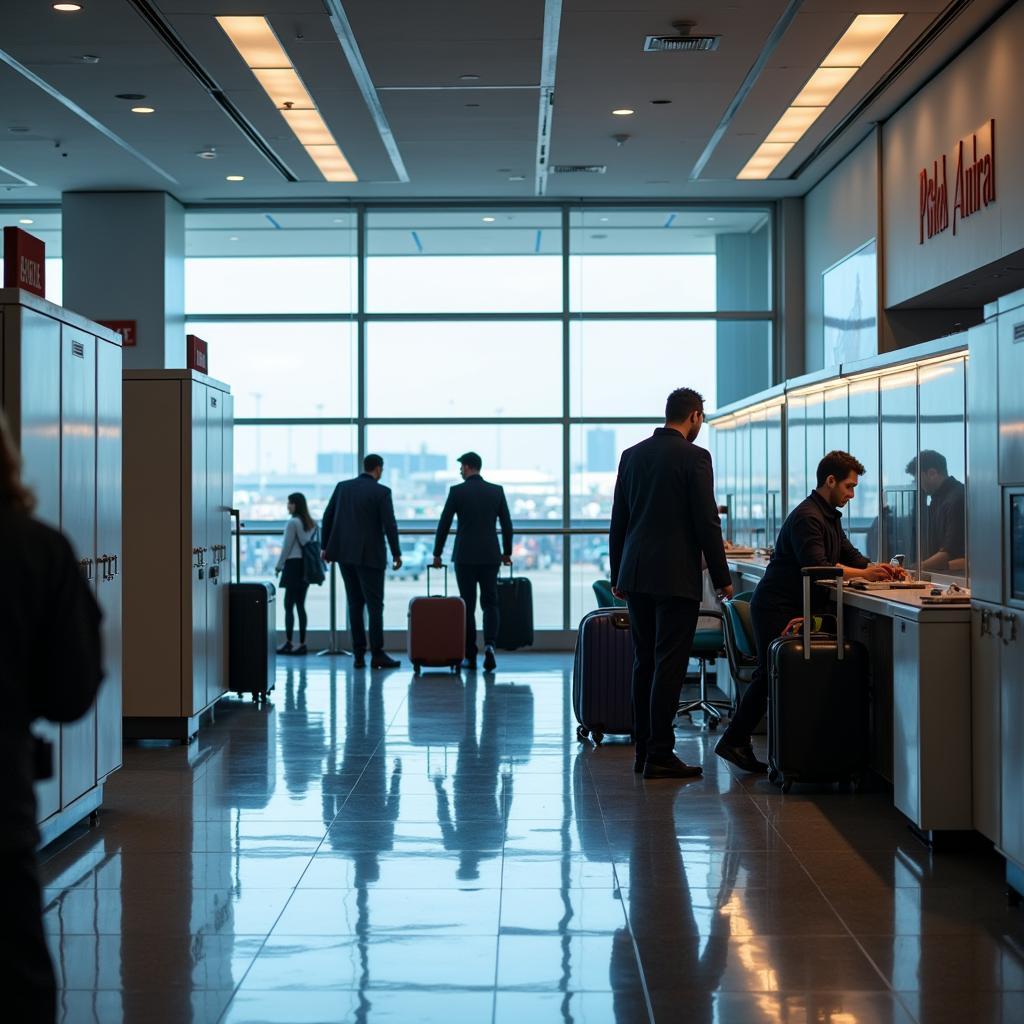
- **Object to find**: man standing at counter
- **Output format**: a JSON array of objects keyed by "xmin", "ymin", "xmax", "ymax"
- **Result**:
[{"xmin": 716, "ymin": 450, "xmax": 898, "ymax": 773}]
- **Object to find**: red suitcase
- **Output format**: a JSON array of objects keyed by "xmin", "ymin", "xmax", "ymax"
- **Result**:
[{"xmin": 408, "ymin": 565, "xmax": 466, "ymax": 675}]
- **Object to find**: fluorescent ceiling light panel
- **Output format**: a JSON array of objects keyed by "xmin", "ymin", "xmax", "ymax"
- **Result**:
[
  {"xmin": 791, "ymin": 66, "xmax": 859, "ymax": 107},
  {"xmin": 217, "ymin": 15, "xmax": 357, "ymax": 182},
  {"xmin": 821, "ymin": 14, "xmax": 903, "ymax": 68},
  {"xmin": 280, "ymin": 108, "xmax": 334, "ymax": 146},
  {"xmin": 737, "ymin": 142, "xmax": 793, "ymax": 180},
  {"xmin": 766, "ymin": 105, "xmax": 826, "ymax": 143},
  {"xmin": 737, "ymin": 13, "xmax": 902, "ymax": 180},
  {"xmin": 216, "ymin": 16, "xmax": 289, "ymax": 69}
]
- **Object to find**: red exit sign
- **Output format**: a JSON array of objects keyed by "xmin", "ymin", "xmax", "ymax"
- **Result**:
[
  {"xmin": 186, "ymin": 334, "xmax": 209, "ymax": 374},
  {"xmin": 3, "ymin": 226, "xmax": 45, "ymax": 297},
  {"xmin": 919, "ymin": 118, "xmax": 996, "ymax": 244},
  {"xmin": 98, "ymin": 320, "xmax": 137, "ymax": 347}
]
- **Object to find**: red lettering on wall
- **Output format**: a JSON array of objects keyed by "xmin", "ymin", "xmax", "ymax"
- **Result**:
[{"xmin": 920, "ymin": 118, "xmax": 996, "ymax": 244}]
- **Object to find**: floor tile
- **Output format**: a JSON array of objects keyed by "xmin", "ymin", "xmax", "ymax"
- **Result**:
[
  {"xmin": 223, "ymin": 989, "xmax": 496, "ymax": 1023},
  {"xmin": 861, "ymin": 933, "xmax": 1024, "ymax": 991}
]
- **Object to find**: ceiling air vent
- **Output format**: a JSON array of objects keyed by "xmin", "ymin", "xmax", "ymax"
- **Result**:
[
  {"xmin": 644, "ymin": 21, "xmax": 720, "ymax": 52},
  {"xmin": 549, "ymin": 164, "xmax": 607, "ymax": 175}
]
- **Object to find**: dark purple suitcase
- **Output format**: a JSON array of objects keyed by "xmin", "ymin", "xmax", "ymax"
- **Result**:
[
  {"xmin": 767, "ymin": 567, "xmax": 869, "ymax": 792},
  {"xmin": 573, "ymin": 608, "xmax": 634, "ymax": 744}
]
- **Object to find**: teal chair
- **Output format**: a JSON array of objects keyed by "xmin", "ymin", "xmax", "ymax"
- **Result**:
[
  {"xmin": 677, "ymin": 608, "xmax": 730, "ymax": 730},
  {"xmin": 721, "ymin": 591, "xmax": 757, "ymax": 688},
  {"xmin": 592, "ymin": 579, "xmax": 626, "ymax": 608}
]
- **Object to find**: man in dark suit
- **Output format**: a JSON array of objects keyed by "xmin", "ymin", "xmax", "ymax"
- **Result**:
[
  {"xmin": 609, "ymin": 388, "xmax": 732, "ymax": 780},
  {"xmin": 431, "ymin": 452, "xmax": 513, "ymax": 671},
  {"xmin": 321, "ymin": 453, "xmax": 402, "ymax": 669}
]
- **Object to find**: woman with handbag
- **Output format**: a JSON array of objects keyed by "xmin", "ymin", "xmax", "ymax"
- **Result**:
[{"xmin": 276, "ymin": 492, "xmax": 318, "ymax": 655}]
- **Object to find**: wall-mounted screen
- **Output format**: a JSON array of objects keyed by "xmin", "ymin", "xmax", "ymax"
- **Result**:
[
  {"xmin": 823, "ymin": 239, "xmax": 877, "ymax": 367},
  {"xmin": 1011, "ymin": 491, "xmax": 1024, "ymax": 603}
]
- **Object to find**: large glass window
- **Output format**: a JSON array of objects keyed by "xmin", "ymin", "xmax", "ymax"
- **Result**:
[{"xmin": 186, "ymin": 204, "xmax": 773, "ymax": 630}]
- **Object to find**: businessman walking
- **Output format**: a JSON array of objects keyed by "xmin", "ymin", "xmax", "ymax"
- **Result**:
[
  {"xmin": 322, "ymin": 454, "xmax": 403, "ymax": 669},
  {"xmin": 432, "ymin": 452, "xmax": 513, "ymax": 671},
  {"xmin": 609, "ymin": 388, "xmax": 732, "ymax": 779}
]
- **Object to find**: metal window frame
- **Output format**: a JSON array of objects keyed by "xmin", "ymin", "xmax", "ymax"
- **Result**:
[{"xmin": 185, "ymin": 200, "xmax": 777, "ymax": 630}]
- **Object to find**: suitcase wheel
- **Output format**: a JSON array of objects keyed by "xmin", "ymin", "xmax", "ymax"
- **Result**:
[
  {"xmin": 781, "ymin": 778, "xmax": 794, "ymax": 794},
  {"xmin": 413, "ymin": 662, "xmax": 422, "ymax": 676},
  {"xmin": 591, "ymin": 730, "xmax": 604, "ymax": 746},
  {"xmin": 576, "ymin": 725, "xmax": 589, "ymax": 743},
  {"xmin": 768, "ymin": 767, "xmax": 781, "ymax": 787}
]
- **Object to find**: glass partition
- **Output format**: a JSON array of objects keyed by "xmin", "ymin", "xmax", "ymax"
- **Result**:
[
  {"xmin": 750, "ymin": 409, "xmax": 768, "ymax": 551},
  {"xmin": 765, "ymin": 404, "xmax": 783, "ymax": 545},
  {"xmin": 786, "ymin": 396, "xmax": 806, "ymax": 512},
  {"xmin": 916, "ymin": 358, "xmax": 967, "ymax": 581},
  {"xmin": 735, "ymin": 416, "xmax": 751, "ymax": 547},
  {"xmin": 880, "ymin": 371, "xmax": 919, "ymax": 566},
  {"xmin": 847, "ymin": 378, "xmax": 880, "ymax": 560},
  {"xmin": 804, "ymin": 391, "xmax": 826, "ymax": 482},
  {"xmin": 824, "ymin": 383, "xmax": 850, "ymax": 454}
]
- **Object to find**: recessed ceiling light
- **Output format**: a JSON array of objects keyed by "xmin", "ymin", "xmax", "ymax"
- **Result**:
[
  {"xmin": 332, "ymin": 217, "xmax": 345, "ymax": 223},
  {"xmin": 196, "ymin": 148, "xmax": 217, "ymax": 160},
  {"xmin": 78, "ymin": 54, "xmax": 100, "ymax": 64},
  {"xmin": 612, "ymin": 108, "xmax": 635, "ymax": 116},
  {"xmin": 706, "ymin": 216, "xmax": 715, "ymax": 222},
  {"xmin": 52, "ymin": 3, "xmax": 83, "ymax": 11},
  {"xmin": 115, "ymin": 93, "xmax": 145, "ymax": 101},
  {"xmin": 226, "ymin": 175, "xmax": 245, "ymax": 182},
  {"xmin": 507, "ymin": 175, "xmax": 525, "ymax": 181},
  {"xmin": 229, "ymin": 236, "xmax": 239, "ymax": 241},
  {"xmin": 19, "ymin": 218, "xmax": 34, "ymax": 224},
  {"xmin": 8, "ymin": 127, "xmax": 30, "ymax": 134},
  {"xmin": 481, "ymin": 216, "xmax": 496, "ymax": 223},
  {"xmin": 459, "ymin": 74, "xmax": 480, "ymax": 81},
  {"xmin": 130, "ymin": 106, "xmax": 155, "ymax": 114},
  {"xmin": 599, "ymin": 216, "xmax": 609, "ymax": 222}
]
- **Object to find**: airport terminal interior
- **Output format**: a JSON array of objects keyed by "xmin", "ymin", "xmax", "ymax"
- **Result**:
[{"xmin": 4, "ymin": 1, "xmax": 1024, "ymax": 1022}]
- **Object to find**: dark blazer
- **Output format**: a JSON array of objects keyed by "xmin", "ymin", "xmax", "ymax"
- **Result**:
[
  {"xmin": 321, "ymin": 473, "xmax": 401, "ymax": 570},
  {"xmin": 2, "ymin": 509, "xmax": 103, "ymax": 850},
  {"xmin": 756, "ymin": 490, "xmax": 869, "ymax": 614},
  {"xmin": 433, "ymin": 475, "xmax": 513, "ymax": 564},
  {"xmin": 609, "ymin": 428, "xmax": 729, "ymax": 600}
]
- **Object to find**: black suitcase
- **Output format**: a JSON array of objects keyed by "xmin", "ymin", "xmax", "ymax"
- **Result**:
[
  {"xmin": 767, "ymin": 567, "xmax": 869, "ymax": 792},
  {"xmin": 496, "ymin": 564, "xmax": 534, "ymax": 650},
  {"xmin": 573, "ymin": 608, "xmax": 634, "ymax": 744},
  {"xmin": 229, "ymin": 582, "xmax": 277, "ymax": 700}
]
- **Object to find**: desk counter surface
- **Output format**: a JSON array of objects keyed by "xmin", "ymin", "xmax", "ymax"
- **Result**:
[{"xmin": 726, "ymin": 557, "xmax": 972, "ymax": 623}]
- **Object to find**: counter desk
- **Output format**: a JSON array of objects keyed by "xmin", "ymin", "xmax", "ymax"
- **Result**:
[{"xmin": 726, "ymin": 558, "xmax": 972, "ymax": 840}]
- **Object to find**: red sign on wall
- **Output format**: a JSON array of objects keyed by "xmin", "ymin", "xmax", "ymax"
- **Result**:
[
  {"xmin": 3, "ymin": 226, "xmax": 46, "ymax": 297},
  {"xmin": 919, "ymin": 118, "xmax": 996, "ymax": 244},
  {"xmin": 186, "ymin": 334, "xmax": 209, "ymax": 374},
  {"xmin": 98, "ymin": 320, "xmax": 137, "ymax": 347}
]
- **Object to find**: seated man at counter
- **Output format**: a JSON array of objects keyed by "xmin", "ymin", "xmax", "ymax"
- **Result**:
[
  {"xmin": 906, "ymin": 450, "xmax": 966, "ymax": 575},
  {"xmin": 715, "ymin": 450, "xmax": 899, "ymax": 773}
]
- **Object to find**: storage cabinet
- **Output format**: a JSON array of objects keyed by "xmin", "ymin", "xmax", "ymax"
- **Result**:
[
  {"xmin": 995, "ymin": 608, "xmax": 1024, "ymax": 867},
  {"xmin": 122, "ymin": 370, "xmax": 233, "ymax": 740},
  {"xmin": 971, "ymin": 602, "xmax": 1003, "ymax": 844},
  {"xmin": 0, "ymin": 289, "xmax": 123, "ymax": 845}
]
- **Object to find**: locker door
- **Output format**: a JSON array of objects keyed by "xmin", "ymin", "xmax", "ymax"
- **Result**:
[
  {"xmin": 220, "ymin": 393, "xmax": 234, "ymax": 688},
  {"xmin": 206, "ymin": 388, "xmax": 225, "ymax": 706},
  {"xmin": 9, "ymin": 310, "xmax": 63, "ymax": 822},
  {"xmin": 60, "ymin": 326, "xmax": 97, "ymax": 805},
  {"xmin": 95, "ymin": 339, "xmax": 123, "ymax": 778},
  {"xmin": 190, "ymin": 381, "xmax": 208, "ymax": 715}
]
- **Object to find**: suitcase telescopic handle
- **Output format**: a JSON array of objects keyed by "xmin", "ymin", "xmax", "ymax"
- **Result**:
[
  {"xmin": 427, "ymin": 563, "xmax": 448, "ymax": 597},
  {"xmin": 801, "ymin": 567, "xmax": 844, "ymax": 662}
]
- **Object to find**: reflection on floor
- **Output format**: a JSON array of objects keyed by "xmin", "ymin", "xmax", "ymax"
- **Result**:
[{"xmin": 40, "ymin": 654, "xmax": 1024, "ymax": 1023}]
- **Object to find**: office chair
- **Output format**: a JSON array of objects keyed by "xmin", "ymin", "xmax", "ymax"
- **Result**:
[
  {"xmin": 592, "ymin": 579, "xmax": 626, "ymax": 608},
  {"xmin": 677, "ymin": 608, "xmax": 730, "ymax": 730}
]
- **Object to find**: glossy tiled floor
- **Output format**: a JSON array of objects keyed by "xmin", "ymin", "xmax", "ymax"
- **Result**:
[{"xmin": 40, "ymin": 654, "xmax": 1024, "ymax": 1023}]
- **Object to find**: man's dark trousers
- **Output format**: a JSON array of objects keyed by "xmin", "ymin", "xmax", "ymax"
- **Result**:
[
  {"xmin": 625, "ymin": 593, "xmax": 700, "ymax": 758},
  {"xmin": 454, "ymin": 562, "xmax": 499, "ymax": 658},
  {"xmin": 723, "ymin": 591, "xmax": 797, "ymax": 743},
  {"xmin": 340, "ymin": 563, "xmax": 386, "ymax": 655}
]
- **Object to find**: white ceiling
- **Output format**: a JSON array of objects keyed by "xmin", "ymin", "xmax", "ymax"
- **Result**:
[{"xmin": 0, "ymin": 0, "xmax": 1013, "ymax": 205}]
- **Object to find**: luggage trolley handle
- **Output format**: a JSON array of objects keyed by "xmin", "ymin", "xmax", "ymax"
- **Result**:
[
  {"xmin": 801, "ymin": 567, "xmax": 844, "ymax": 662},
  {"xmin": 427, "ymin": 563, "xmax": 448, "ymax": 597}
]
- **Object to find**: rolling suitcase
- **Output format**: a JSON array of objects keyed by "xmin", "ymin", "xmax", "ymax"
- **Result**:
[
  {"xmin": 767, "ymin": 566, "xmax": 869, "ymax": 792},
  {"xmin": 495, "ymin": 563, "xmax": 534, "ymax": 650},
  {"xmin": 229, "ymin": 582, "xmax": 277, "ymax": 700},
  {"xmin": 408, "ymin": 565, "xmax": 466, "ymax": 675},
  {"xmin": 573, "ymin": 608, "xmax": 634, "ymax": 744}
]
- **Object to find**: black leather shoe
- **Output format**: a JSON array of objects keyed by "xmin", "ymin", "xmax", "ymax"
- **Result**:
[
  {"xmin": 371, "ymin": 652, "xmax": 401, "ymax": 669},
  {"xmin": 276, "ymin": 641, "xmax": 293, "ymax": 655},
  {"xmin": 292, "ymin": 643, "xmax": 307, "ymax": 655},
  {"xmin": 353, "ymin": 654, "xmax": 366, "ymax": 669},
  {"xmin": 714, "ymin": 737, "xmax": 769, "ymax": 774},
  {"xmin": 483, "ymin": 646, "xmax": 497, "ymax": 672},
  {"xmin": 643, "ymin": 755, "xmax": 703, "ymax": 780}
]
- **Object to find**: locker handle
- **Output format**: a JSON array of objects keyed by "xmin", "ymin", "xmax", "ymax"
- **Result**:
[
  {"xmin": 1005, "ymin": 613, "xmax": 1018, "ymax": 645},
  {"xmin": 96, "ymin": 554, "xmax": 109, "ymax": 581},
  {"xmin": 79, "ymin": 557, "xmax": 93, "ymax": 581},
  {"xmin": 994, "ymin": 611, "xmax": 1005, "ymax": 641},
  {"xmin": 112, "ymin": 554, "xmax": 118, "ymax": 578},
  {"xmin": 980, "ymin": 609, "xmax": 991, "ymax": 637}
]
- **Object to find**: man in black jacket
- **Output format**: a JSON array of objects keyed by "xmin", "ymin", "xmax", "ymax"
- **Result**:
[
  {"xmin": 715, "ymin": 450, "xmax": 898, "ymax": 772},
  {"xmin": 321, "ymin": 454, "xmax": 403, "ymax": 669},
  {"xmin": 432, "ymin": 452, "xmax": 513, "ymax": 671},
  {"xmin": 609, "ymin": 388, "xmax": 732, "ymax": 780}
]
